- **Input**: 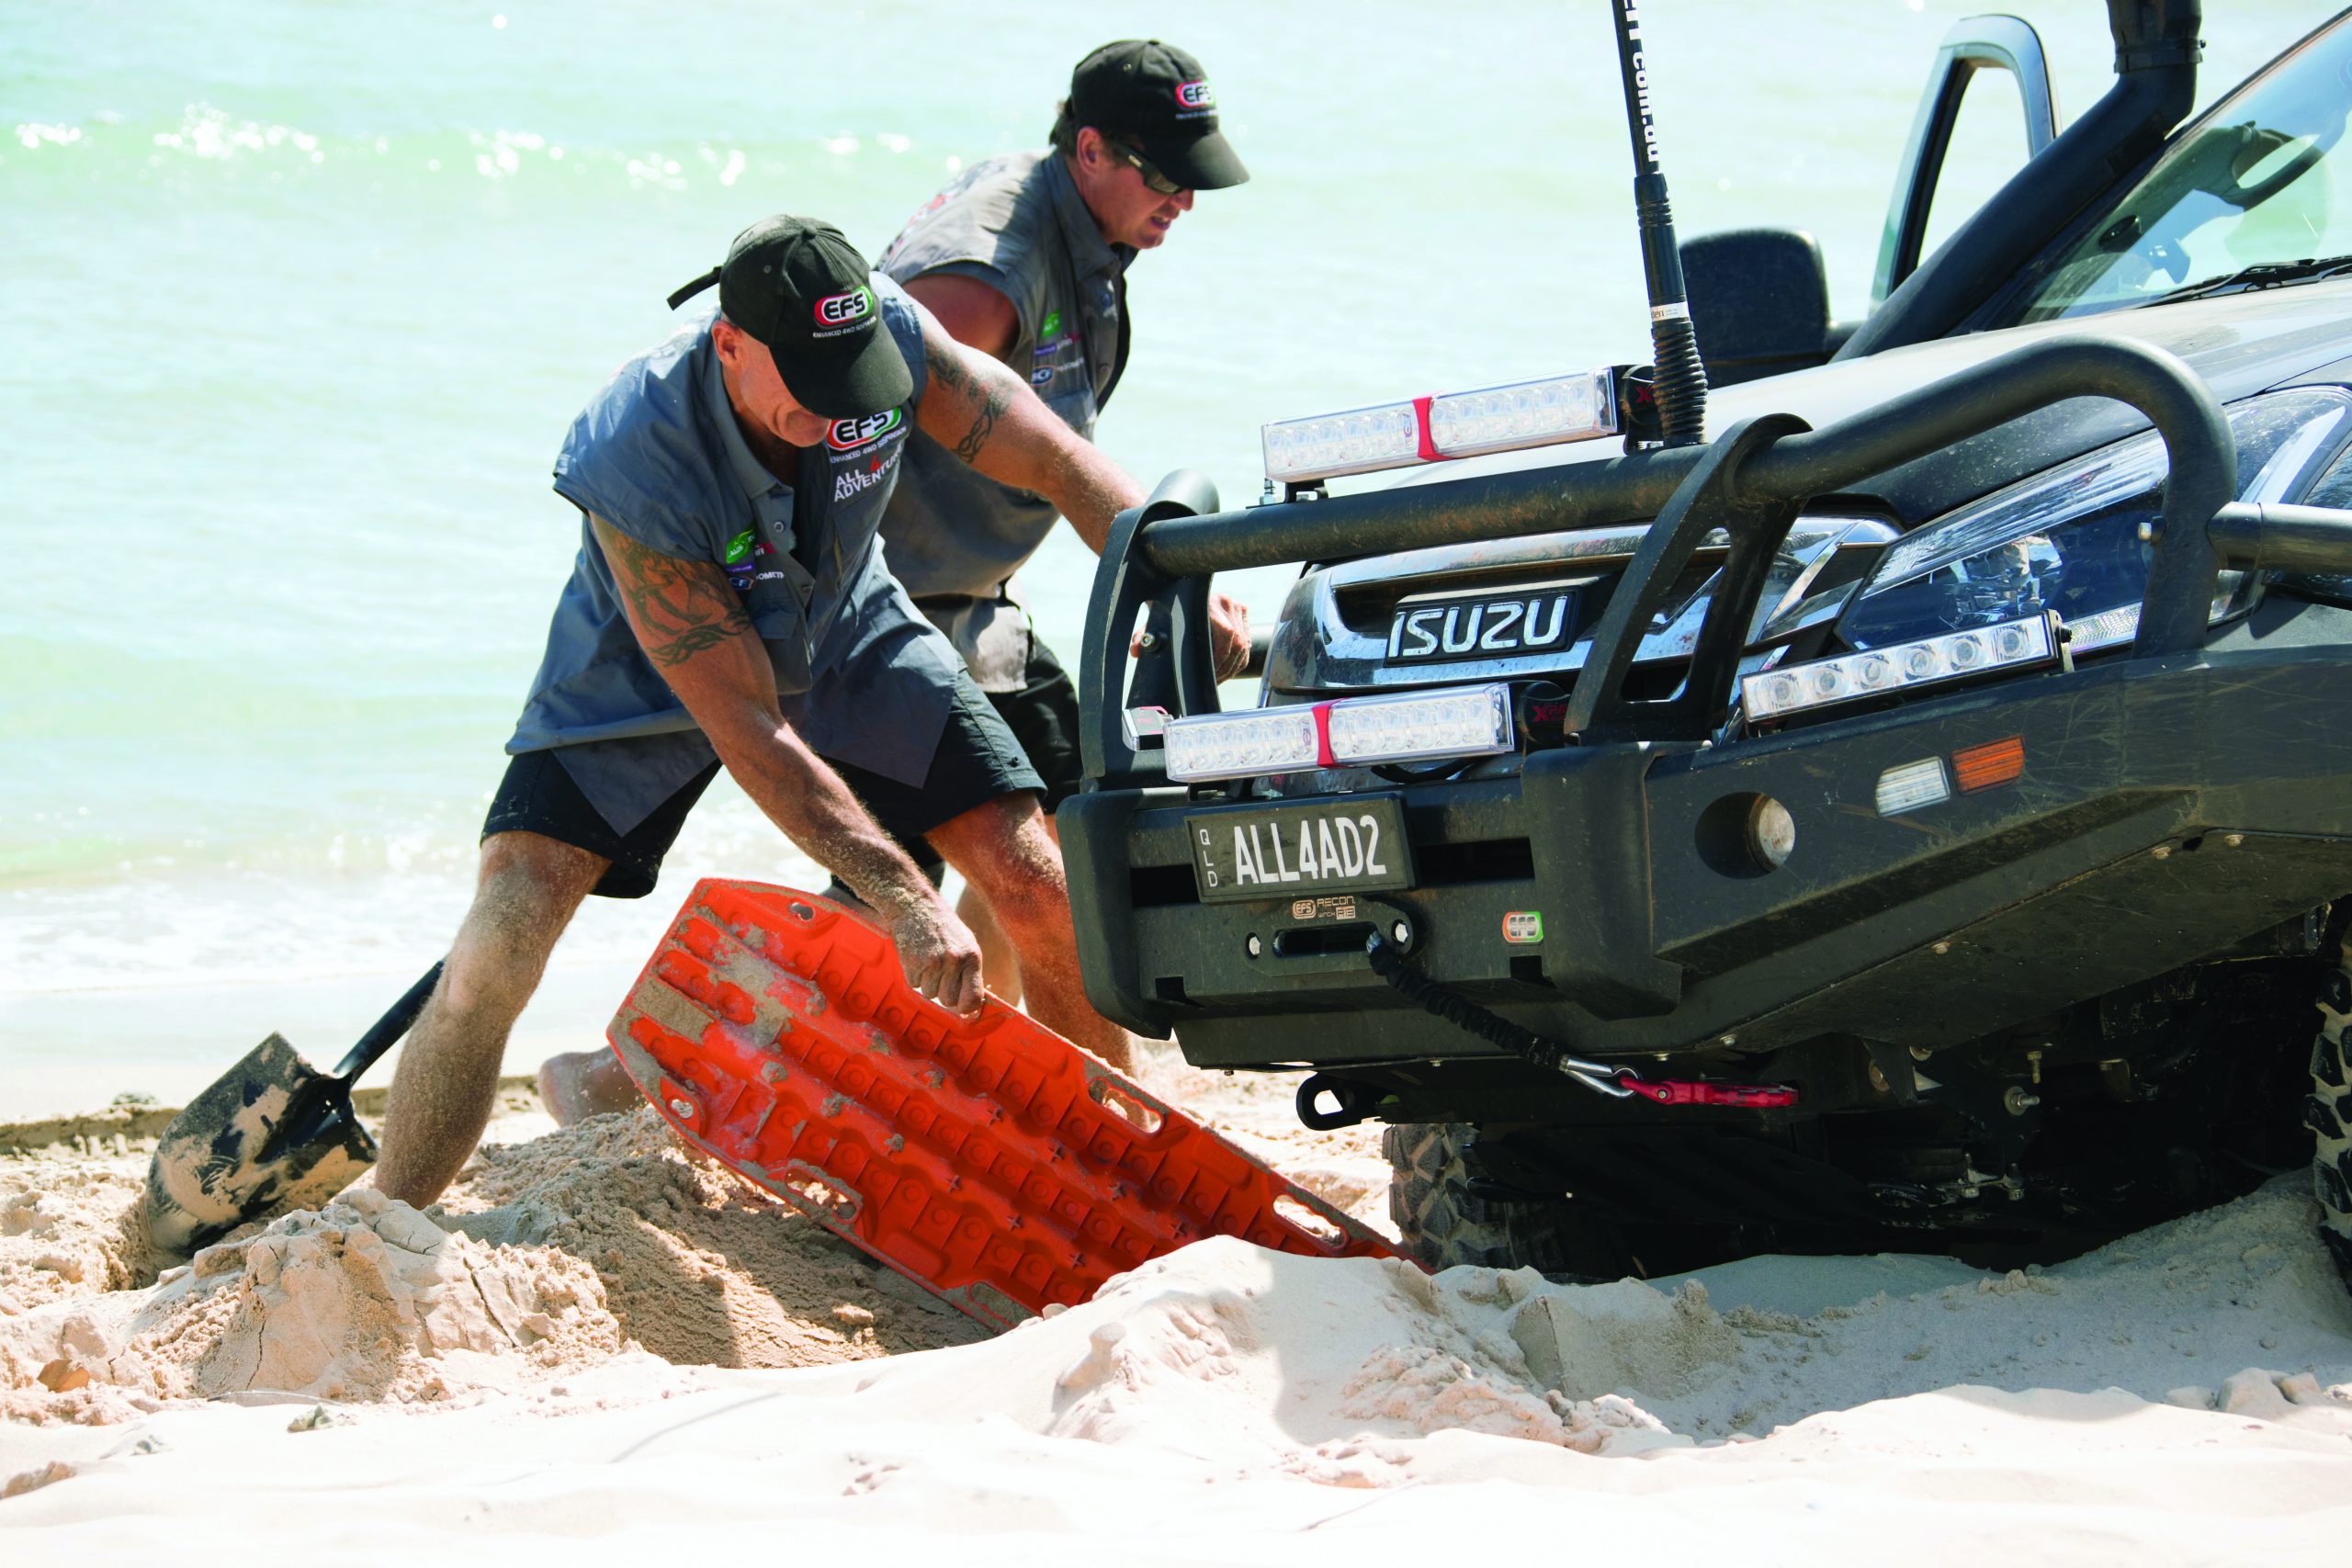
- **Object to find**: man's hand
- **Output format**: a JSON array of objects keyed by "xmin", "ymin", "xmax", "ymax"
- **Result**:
[
  {"xmin": 1211, "ymin": 592, "xmax": 1251, "ymax": 682},
  {"xmin": 588, "ymin": 514, "xmax": 987, "ymax": 1011},
  {"xmin": 887, "ymin": 893, "xmax": 986, "ymax": 1016}
]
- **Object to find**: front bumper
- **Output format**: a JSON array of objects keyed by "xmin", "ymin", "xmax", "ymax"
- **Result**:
[{"xmin": 1061, "ymin": 635, "xmax": 2352, "ymax": 1070}]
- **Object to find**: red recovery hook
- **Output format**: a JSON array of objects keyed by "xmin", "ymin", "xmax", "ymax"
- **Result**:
[
  {"xmin": 605, "ymin": 879, "xmax": 1396, "ymax": 1331},
  {"xmin": 1614, "ymin": 1076, "xmax": 1799, "ymax": 1109}
]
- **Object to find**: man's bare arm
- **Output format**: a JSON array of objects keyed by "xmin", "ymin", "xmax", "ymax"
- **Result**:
[
  {"xmin": 910, "ymin": 298, "xmax": 1142, "ymax": 552},
  {"xmin": 906, "ymin": 301, "xmax": 1250, "ymax": 677},
  {"xmin": 591, "ymin": 516, "xmax": 983, "ymax": 1009},
  {"xmin": 599, "ymin": 523, "xmax": 754, "ymax": 668},
  {"xmin": 902, "ymin": 273, "xmax": 1019, "ymax": 364}
]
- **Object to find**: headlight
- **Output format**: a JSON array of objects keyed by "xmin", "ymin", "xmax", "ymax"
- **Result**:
[{"xmin": 1836, "ymin": 389, "xmax": 2352, "ymax": 657}]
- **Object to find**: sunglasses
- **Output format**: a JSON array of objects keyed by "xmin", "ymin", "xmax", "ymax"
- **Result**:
[{"xmin": 1109, "ymin": 141, "xmax": 1187, "ymax": 197}]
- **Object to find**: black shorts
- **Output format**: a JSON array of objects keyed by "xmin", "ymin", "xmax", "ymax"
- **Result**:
[
  {"xmin": 986, "ymin": 635, "xmax": 1084, "ymax": 813},
  {"xmin": 484, "ymin": 671, "xmax": 1043, "ymax": 899}
]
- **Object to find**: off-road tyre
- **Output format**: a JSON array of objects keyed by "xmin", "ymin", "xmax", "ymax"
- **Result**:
[
  {"xmin": 1385, "ymin": 1122, "xmax": 1608, "ymax": 1277},
  {"xmin": 2311, "ymin": 956, "xmax": 2352, "ymax": 1292}
]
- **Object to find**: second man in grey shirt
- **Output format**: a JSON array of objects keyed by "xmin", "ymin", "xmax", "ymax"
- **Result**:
[{"xmin": 875, "ymin": 38, "xmax": 1252, "ymax": 999}]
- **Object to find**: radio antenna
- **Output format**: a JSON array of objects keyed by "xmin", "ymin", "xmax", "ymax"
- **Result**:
[{"xmin": 1609, "ymin": 0, "xmax": 1707, "ymax": 447}]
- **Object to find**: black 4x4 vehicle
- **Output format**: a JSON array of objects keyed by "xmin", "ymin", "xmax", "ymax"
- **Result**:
[{"xmin": 1060, "ymin": 4, "xmax": 2352, "ymax": 1280}]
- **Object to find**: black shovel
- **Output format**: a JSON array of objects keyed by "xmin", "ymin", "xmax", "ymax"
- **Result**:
[{"xmin": 141, "ymin": 962, "xmax": 444, "ymax": 1256}]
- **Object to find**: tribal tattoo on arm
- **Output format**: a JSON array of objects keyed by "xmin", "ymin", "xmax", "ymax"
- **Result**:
[
  {"xmin": 591, "ymin": 514, "xmax": 752, "ymax": 669},
  {"xmin": 923, "ymin": 333, "xmax": 1018, "ymax": 463}
]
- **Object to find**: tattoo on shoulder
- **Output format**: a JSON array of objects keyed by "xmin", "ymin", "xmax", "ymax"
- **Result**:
[{"xmin": 593, "ymin": 516, "xmax": 752, "ymax": 669}]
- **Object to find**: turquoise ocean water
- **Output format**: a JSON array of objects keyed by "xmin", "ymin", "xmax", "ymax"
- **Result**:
[{"xmin": 0, "ymin": 2, "xmax": 2328, "ymax": 1111}]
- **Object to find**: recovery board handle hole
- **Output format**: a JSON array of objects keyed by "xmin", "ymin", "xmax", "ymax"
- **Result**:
[{"xmin": 1088, "ymin": 1078, "xmax": 1167, "ymax": 1136}]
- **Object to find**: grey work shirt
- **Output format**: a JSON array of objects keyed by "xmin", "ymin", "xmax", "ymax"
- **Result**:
[
  {"xmin": 507, "ymin": 276, "xmax": 962, "ymax": 836},
  {"xmin": 876, "ymin": 151, "xmax": 1131, "ymax": 690}
]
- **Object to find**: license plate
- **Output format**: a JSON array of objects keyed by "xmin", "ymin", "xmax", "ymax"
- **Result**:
[
  {"xmin": 1388, "ymin": 586, "xmax": 1577, "ymax": 665},
  {"xmin": 1186, "ymin": 795, "xmax": 1413, "ymax": 905}
]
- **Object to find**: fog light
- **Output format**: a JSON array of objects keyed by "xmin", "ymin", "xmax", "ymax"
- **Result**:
[
  {"xmin": 1876, "ymin": 757, "xmax": 1952, "ymax": 816},
  {"xmin": 1748, "ymin": 797, "xmax": 1796, "ymax": 868}
]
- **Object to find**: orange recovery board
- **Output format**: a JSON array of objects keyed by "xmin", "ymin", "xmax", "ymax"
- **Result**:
[{"xmin": 606, "ymin": 878, "xmax": 1396, "ymax": 1330}]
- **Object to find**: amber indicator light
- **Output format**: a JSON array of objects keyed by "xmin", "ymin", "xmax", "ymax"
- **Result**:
[{"xmin": 1951, "ymin": 736, "xmax": 2025, "ymax": 793}]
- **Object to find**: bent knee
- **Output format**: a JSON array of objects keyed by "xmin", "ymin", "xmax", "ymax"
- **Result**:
[
  {"xmin": 445, "ymin": 832, "xmax": 603, "ymax": 987},
  {"xmin": 478, "ymin": 829, "xmax": 607, "ymax": 916},
  {"xmin": 938, "ymin": 798, "xmax": 1065, "ymax": 904}
]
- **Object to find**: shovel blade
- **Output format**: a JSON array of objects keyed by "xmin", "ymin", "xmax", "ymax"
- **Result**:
[{"xmin": 142, "ymin": 1032, "xmax": 379, "ymax": 1256}]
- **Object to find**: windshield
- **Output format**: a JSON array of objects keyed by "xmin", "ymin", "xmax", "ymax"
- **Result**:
[{"xmin": 2001, "ymin": 17, "xmax": 2352, "ymax": 323}]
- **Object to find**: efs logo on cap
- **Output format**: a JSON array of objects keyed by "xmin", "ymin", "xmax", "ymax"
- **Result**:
[
  {"xmin": 812, "ymin": 287, "xmax": 875, "ymax": 329},
  {"xmin": 1173, "ymin": 79, "xmax": 1215, "ymax": 111},
  {"xmin": 825, "ymin": 407, "xmax": 902, "ymax": 451}
]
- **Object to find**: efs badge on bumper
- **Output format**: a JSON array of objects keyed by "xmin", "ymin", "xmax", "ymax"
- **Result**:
[{"xmin": 1185, "ymin": 795, "xmax": 1413, "ymax": 905}]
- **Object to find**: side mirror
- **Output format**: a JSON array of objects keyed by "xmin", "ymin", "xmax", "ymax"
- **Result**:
[{"xmin": 1681, "ymin": 228, "xmax": 1834, "ymax": 388}]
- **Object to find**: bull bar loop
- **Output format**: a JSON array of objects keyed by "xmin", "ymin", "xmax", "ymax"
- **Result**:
[{"xmin": 1081, "ymin": 337, "xmax": 2252, "ymax": 792}]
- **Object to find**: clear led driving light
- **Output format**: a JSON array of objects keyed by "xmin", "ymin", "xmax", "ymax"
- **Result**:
[
  {"xmin": 1162, "ymin": 707, "xmax": 1320, "ymax": 783},
  {"xmin": 1261, "ymin": 400, "xmax": 1422, "ymax": 485},
  {"xmin": 1163, "ymin": 683, "xmax": 1519, "ymax": 782},
  {"xmin": 1326, "ymin": 684, "xmax": 1514, "ymax": 765},
  {"xmin": 1263, "ymin": 369, "xmax": 1619, "ymax": 486},
  {"xmin": 1743, "ymin": 615, "xmax": 2057, "ymax": 723},
  {"xmin": 1427, "ymin": 373, "xmax": 1614, "ymax": 459}
]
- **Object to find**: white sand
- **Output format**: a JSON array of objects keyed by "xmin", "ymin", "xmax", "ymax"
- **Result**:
[{"xmin": 5, "ymin": 1071, "xmax": 2352, "ymax": 1562}]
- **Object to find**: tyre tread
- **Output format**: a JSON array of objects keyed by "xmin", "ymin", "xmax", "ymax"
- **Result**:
[
  {"xmin": 1383, "ymin": 1123, "xmax": 1575, "ymax": 1274},
  {"xmin": 2313, "ymin": 965, "xmax": 2352, "ymax": 1293}
]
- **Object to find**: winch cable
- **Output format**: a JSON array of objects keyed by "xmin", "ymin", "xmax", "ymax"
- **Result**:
[{"xmin": 1363, "ymin": 931, "xmax": 1797, "ymax": 1109}]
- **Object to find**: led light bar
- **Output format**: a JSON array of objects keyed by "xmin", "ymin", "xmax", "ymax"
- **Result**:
[
  {"xmin": 1326, "ymin": 684, "xmax": 1513, "ymax": 765},
  {"xmin": 1262, "ymin": 369, "xmax": 1619, "ymax": 486},
  {"xmin": 1743, "ymin": 615, "xmax": 2057, "ymax": 724},
  {"xmin": 1163, "ymin": 683, "xmax": 1515, "ymax": 783},
  {"xmin": 1161, "ymin": 706, "xmax": 1320, "ymax": 782}
]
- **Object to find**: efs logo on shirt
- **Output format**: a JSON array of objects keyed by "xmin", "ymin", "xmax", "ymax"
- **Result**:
[{"xmin": 824, "ymin": 408, "xmax": 902, "ymax": 452}]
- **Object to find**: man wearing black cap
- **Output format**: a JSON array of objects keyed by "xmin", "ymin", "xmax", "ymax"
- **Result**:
[
  {"xmin": 375, "ymin": 214, "xmax": 1151, "ymax": 1205},
  {"xmin": 874, "ymin": 39, "xmax": 1250, "ymax": 1000}
]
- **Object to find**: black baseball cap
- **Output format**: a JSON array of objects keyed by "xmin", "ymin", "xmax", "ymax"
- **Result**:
[
  {"xmin": 1068, "ymin": 39, "xmax": 1249, "ymax": 191},
  {"xmin": 666, "ymin": 215, "xmax": 910, "ymax": 419}
]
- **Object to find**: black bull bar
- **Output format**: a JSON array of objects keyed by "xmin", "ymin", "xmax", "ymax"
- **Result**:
[{"xmin": 1063, "ymin": 336, "xmax": 2352, "ymax": 1047}]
